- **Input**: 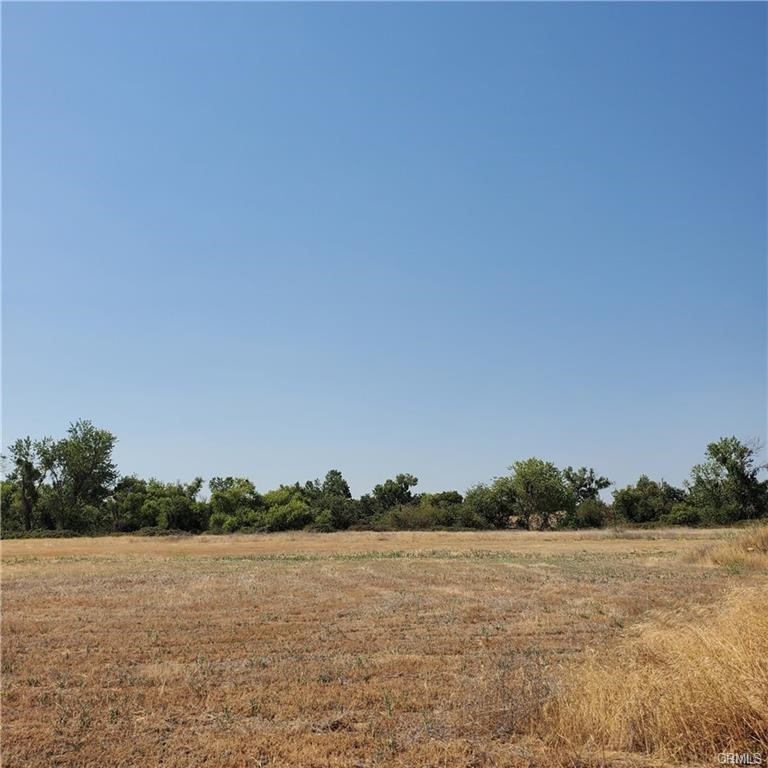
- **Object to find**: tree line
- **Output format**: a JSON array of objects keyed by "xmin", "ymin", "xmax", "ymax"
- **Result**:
[{"xmin": 2, "ymin": 420, "xmax": 766, "ymax": 536}]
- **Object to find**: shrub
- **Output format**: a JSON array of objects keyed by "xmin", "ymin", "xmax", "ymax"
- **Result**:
[
  {"xmin": 221, "ymin": 515, "xmax": 239, "ymax": 533},
  {"xmin": 134, "ymin": 526, "xmax": 193, "ymax": 537},
  {"xmin": 0, "ymin": 528, "xmax": 81, "ymax": 539},
  {"xmin": 208, "ymin": 511, "xmax": 228, "ymax": 532},
  {"xmin": 613, "ymin": 476, "xmax": 686, "ymax": 524},
  {"xmin": 261, "ymin": 486, "xmax": 313, "ymax": 531},
  {"xmin": 661, "ymin": 503, "xmax": 701, "ymax": 526},
  {"xmin": 307, "ymin": 509, "xmax": 336, "ymax": 532},
  {"xmin": 564, "ymin": 498, "xmax": 608, "ymax": 528},
  {"xmin": 463, "ymin": 482, "xmax": 514, "ymax": 528},
  {"xmin": 383, "ymin": 504, "xmax": 442, "ymax": 530}
]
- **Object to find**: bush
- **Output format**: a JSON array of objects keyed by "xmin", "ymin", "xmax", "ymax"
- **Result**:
[
  {"xmin": 378, "ymin": 497, "xmax": 485, "ymax": 530},
  {"xmin": 660, "ymin": 503, "xmax": 701, "ymax": 526},
  {"xmin": 0, "ymin": 528, "xmax": 81, "ymax": 539},
  {"xmin": 134, "ymin": 526, "xmax": 193, "ymax": 537},
  {"xmin": 221, "ymin": 515, "xmax": 240, "ymax": 533},
  {"xmin": 306, "ymin": 509, "xmax": 336, "ymax": 532},
  {"xmin": 613, "ymin": 476, "xmax": 686, "ymax": 524},
  {"xmin": 208, "ymin": 511, "xmax": 228, "ymax": 532},
  {"xmin": 381, "ymin": 504, "xmax": 441, "ymax": 530},
  {"xmin": 565, "ymin": 498, "xmax": 608, "ymax": 528},
  {"xmin": 463, "ymin": 482, "xmax": 514, "ymax": 528}
]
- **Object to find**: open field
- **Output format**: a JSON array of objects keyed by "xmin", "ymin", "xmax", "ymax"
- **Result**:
[{"xmin": 2, "ymin": 528, "xmax": 766, "ymax": 767}]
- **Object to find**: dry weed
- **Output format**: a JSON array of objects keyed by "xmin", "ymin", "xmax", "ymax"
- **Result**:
[
  {"xmin": 544, "ymin": 584, "xmax": 768, "ymax": 761},
  {"xmin": 687, "ymin": 525, "xmax": 768, "ymax": 573},
  {"xmin": 0, "ymin": 529, "xmax": 752, "ymax": 767}
]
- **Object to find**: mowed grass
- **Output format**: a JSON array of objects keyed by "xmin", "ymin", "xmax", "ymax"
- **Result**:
[{"xmin": 1, "ymin": 528, "xmax": 764, "ymax": 767}]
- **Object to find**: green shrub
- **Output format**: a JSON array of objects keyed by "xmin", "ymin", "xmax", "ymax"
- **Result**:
[
  {"xmin": 221, "ymin": 515, "xmax": 239, "ymax": 533},
  {"xmin": 0, "ymin": 528, "xmax": 81, "ymax": 539},
  {"xmin": 134, "ymin": 526, "xmax": 193, "ymax": 537},
  {"xmin": 661, "ymin": 503, "xmax": 701, "ymax": 526},
  {"xmin": 565, "ymin": 498, "xmax": 609, "ymax": 529},
  {"xmin": 307, "ymin": 509, "xmax": 336, "ymax": 532}
]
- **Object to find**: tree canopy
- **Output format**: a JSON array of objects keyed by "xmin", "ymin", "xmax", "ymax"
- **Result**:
[{"xmin": 2, "ymin": 424, "xmax": 765, "ymax": 536}]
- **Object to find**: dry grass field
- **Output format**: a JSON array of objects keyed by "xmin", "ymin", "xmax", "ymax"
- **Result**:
[{"xmin": 2, "ymin": 527, "xmax": 766, "ymax": 767}]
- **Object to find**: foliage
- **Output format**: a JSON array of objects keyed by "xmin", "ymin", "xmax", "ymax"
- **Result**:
[
  {"xmin": 308, "ymin": 470, "xmax": 357, "ymax": 530},
  {"xmin": 207, "ymin": 477, "xmax": 264, "ymax": 532},
  {"xmin": 142, "ymin": 478, "xmax": 207, "ymax": 532},
  {"xmin": 567, "ymin": 498, "xmax": 609, "ymax": 529},
  {"xmin": 3, "ymin": 423, "xmax": 765, "ymax": 536},
  {"xmin": 682, "ymin": 437, "xmax": 768, "ymax": 524},
  {"xmin": 261, "ymin": 484, "xmax": 313, "ymax": 531},
  {"xmin": 612, "ymin": 475, "xmax": 686, "ymax": 524},
  {"xmin": 5, "ymin": 437, "xmax": 44, "ymax": 531},
  {"xmin": 507, "ymin": 458, "xmax": 573, "ymax": 530},
  {"xmin": 321, "ymin": 469, "xmax": 351, "ymax": 500},
  {"xmin": 40, "ymin": 420, "xmax": 118, "ymax": 531},
  {"xmin": 372, "ymin": 474, "xmax": 418, "ymax": 510},
  {"xmin": 381, "ymin": 491, "xmax": 477, "ymax": 530},
  {"xmin": 562, "ymin": 466, "xmax": 611, "ymax": 504},
  {"xmin": 463, "ymin": 481, "xmax": 515, "ymax": 528}
]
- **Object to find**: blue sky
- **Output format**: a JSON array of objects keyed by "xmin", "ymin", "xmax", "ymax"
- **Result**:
[{"xmin": 3, "ymin": 3, "xmax": 766, "ymax": 496}]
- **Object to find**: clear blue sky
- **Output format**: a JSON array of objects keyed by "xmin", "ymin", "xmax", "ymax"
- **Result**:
[{"xmin": 3, "ymin": 3, "xmax": 766, "ymax": 496}]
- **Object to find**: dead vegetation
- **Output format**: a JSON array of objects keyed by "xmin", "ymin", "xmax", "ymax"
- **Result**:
[
  {"xmin": 543, "ymin": 585, "xmax": 768, "ymax": 761},
  {"xmin": 686, "ymin": 524, "xmax": 768, "ymax": 572},
  {"xmin": 1, "ymin": 528, "xmax": 764, "ymax": 767}
]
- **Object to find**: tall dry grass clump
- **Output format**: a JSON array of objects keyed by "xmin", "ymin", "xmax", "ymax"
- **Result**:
[
  {"xmin": 544, "ymin": 585, "xmax": 768, "ymax": 761},
  {"xmin": 688, "ymin": 525, "xmax": 768, "ymax": 572}
]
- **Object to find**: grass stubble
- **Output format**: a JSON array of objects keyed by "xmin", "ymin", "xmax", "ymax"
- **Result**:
[{"xmin": 0, "ymin": 527, "xmax": 765, "ymax": 767}]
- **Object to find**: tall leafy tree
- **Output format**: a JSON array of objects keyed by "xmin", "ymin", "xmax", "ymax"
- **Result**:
[
  {"xmin": 509, "ymin": 458, "xmax": 572, "ymax": 529},
  {"xmin": 6, "ymin": 437, "xmax": 46, "ymax": 530},
  {"xmin": 372, "ymin": 474, "xmax": 418, "ymax": 510},
  {"xmin": 262, "ymin": 484, "xmax": 313, "ymax": 531},
  {"xmin": 464, "ymin": 478, "xmax": 516, "ymax": 528},
  {"xmin": 685, "ymin": 437, "xmax": 768, "ymax": 523},
  {"xmin": 107, "ymin": 476, "xmax": 151, "ymax": 531},
  {"xmin": 141, "ymin": 477, "xmax": 207, "ymax": 531},
  {"xmin": 321, "ymin": 469, "xmax": 351, "ymax": 500},
  {"xmin": 563, "ymin": 466, "xmax": 611, "ymax": 504},
  {"xmin": 208, "ymin": 476, "xmax": 264, "ymax": 531},
  {"xmin": 38, "ymin": 420, "xmax": 118, "ymax": 530},
  {"xmin": 612, "ymin": 475, "xmax": 685, "ymax": 524}
]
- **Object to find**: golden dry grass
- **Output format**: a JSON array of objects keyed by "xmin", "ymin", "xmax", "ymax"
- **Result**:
[
  {"xmin": 1, "ymin": 528, "xmax": 763, "ymax": 767},
  {"xmin": 686, "ymin": 525, "xmax": 768, "ymax": 573},
  {"xmin": 543, "ymin": 585, "xmax": 768, "ymax": 761}
]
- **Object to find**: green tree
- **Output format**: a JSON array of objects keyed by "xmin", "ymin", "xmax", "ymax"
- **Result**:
[
  {"xmin": 612, "ymin": 475, "xmax": 685, "ymax": 524},
  {"xmin": 262, "ymin": 484, "xmax": 313, "ymax": 531},
  {"xmin": 141, "ymin": 478, "xmax": 207, "ymax": 531},
  {"xmin": 38, "ymin": 421, "xmax": 118, "ymax": 531},
  {"xmin": 321, "ymin": 469, "xmax": 351, "ymax": 500},
  {"xmin": 106, "ymin": 476, "xmax": 151, "ymax": 531},
  {"xmin": 684, "ymin": 437, "xmax": 768, "ymax": 524},
  {"xmin": 563, "ymin": 466, "xmax": 611, "ymax": 504},
  {"xmin": 569, "ymin": 497, "xmax": 609, "ymax": 528},
  {"xmin": 311, "ymin": 470, "xmax": 355, "ymax": 530},
  {"xmin": 372, "ymin": 474, "xmax": 418, "ymax": 510},
  {"xmin": 463, "ymin": 480, "xmax": 516, "ymax": 528},
  {"xmin": 509, "ymin": 458, "xmax": 572, "ymax": 529},
  {"xmin": 5, "ymin": 437, "xmax": 46, "ymax": 531},
  {"xmin": 0, "ymin": 479, "xmax": 23, "ymax": 531},
  {"xmin": 208, "ymin": 476, "xmax": 264, "ymax": 531}
]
